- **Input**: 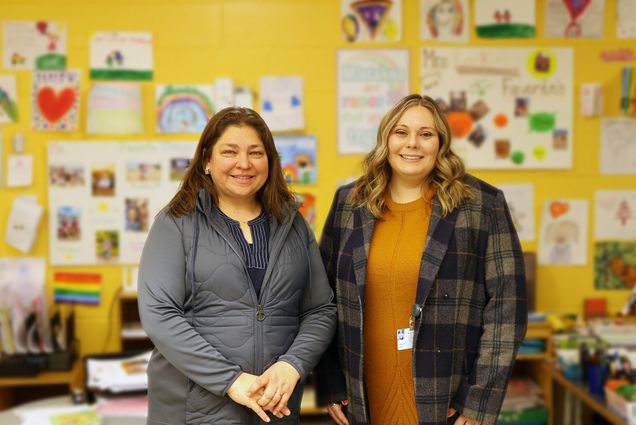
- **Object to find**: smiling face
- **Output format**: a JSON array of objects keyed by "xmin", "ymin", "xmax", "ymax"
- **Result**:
[
  {"xmin": 206, "ymin": 125, "xmax": 269, "ymax": 205},
  {"xmin": 387, "ymin": 105, "xmax": 440, "ymax": 188}
]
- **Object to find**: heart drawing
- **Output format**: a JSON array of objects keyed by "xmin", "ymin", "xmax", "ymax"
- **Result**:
[
  {"xmin": 550, "ymin": 201, "xmax": 570, "ymax": 218},
  {"xmin": 37, "ymin": 86, "xmax": 76, "ymax": 123}
]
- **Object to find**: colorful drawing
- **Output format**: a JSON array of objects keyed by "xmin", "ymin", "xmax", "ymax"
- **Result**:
[
  {"xmin": 595, "ymin": 242, "xmax": 636, "ymax": 290},
  {"xmin": 0, "ymin": 75, "xmax": 19, "ymax": 123},
  {"xmin": 595, "ymin": 190, "xmax": 636, "ymax": 240},
  {"xmin": 53, "ymin": 272, "xmax": 102, "ymax": 306},
  {"xmin": 295, "ymin": 193, "xmax": 316, "ymax": 230},
  {"xmin": 421, "ymin": 47, "xmax": 572, "ymax": 169},
  {"xmin": 474, "ymin": 0, "xmax": 535, "ymax": 38},
  {"xmin": 539, "ymin": 200, "xmax": 588, "ymax": 265},
  {"xmin": 545, "ymin": 0, "xmax": 604, "ymax": 38},
  {"xmin": 87, "ymin": 83, "xmax": 144, "ymax": 134},
  {"xmin": 32, "ymin": 71, "xmax": 80, "ymax": 131},
  {"xmin": 275, "ymin": 135, "xmax": 317, "ymax": 184},
  {"xmin": 2, "ymin": 20, "xmax": 67, "ymax": 70},
  {"xmin": 90, "ymin": 32, "xmax": 153, "ymax": 80},
  {"xmin": 421, "ymin": 0, "xmax": 468, "ymax": 42},
  {"xmin": 156, "ymin": 85, "xmax": 214, "ymax": 133},
  {"xmin": 341, "ymin": 0, "xmax": 402, "ymax": 42}
]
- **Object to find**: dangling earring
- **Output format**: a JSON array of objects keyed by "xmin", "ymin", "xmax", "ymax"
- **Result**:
[{"xmin": 204, "ymin": 167, "xmax": 210, "ymax": 175}]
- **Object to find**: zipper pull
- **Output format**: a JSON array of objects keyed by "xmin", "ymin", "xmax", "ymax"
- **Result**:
[{"xmin": 256, "ymin": 304, "xmax": 265, "ymax": 321}]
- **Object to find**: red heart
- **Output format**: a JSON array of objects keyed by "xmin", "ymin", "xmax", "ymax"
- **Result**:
[
  {"xmin": 37, "ymin": 87, "xmax": 76, "ymax": 124},
  {"xmin": 36, "ymin": 21, "xmax": 48, "ymax": 34}
]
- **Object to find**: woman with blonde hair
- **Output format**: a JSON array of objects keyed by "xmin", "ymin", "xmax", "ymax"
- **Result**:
[{"xmin": 316, "ymin": 94, "xmax": 527, "ymax": 425}]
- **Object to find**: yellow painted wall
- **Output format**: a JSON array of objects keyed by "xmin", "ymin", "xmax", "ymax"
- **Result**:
[{"xmin": 0, "ymin": 0, "xmax": 634, "ymax": 355}]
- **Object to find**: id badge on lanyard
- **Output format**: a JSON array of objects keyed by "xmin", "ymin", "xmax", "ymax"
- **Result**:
[{"xmin": 397, "ymin": 304, "xmax": 421, "ymax": 351}]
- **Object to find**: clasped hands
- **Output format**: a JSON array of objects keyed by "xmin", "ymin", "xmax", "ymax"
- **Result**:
[{"xmin": 227, "ymin": 361, "xmax": 301, "ymax": 423}]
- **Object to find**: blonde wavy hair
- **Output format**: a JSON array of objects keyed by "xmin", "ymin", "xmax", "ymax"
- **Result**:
[{"xmin": 350, "ymin": 94, "xmax": 472, "ymax": 218}]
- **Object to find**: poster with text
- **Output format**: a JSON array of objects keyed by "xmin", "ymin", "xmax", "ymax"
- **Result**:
[
  {"xmin": 338, "ymin": 49, "xmax": 409, "ymax": 154},
  {"xmin": 3, "ymin": 20, "xmax": 67, "ymax": 70},
  {"xmin": 544, "ymin": 0, "xmax": 604, "ymax": 38},
  {"xmin": 0, "ymin": 75, "xmax": 19, "ymax": 123},
  {"xmin": 595, "ymin": 190, "xmax": 636, "ymax": 240},
  {"xmin": 274, "ymin": 135, "xmax": 317, "ymax": 184},
  {"xmin": 498, "ymin": 183, "xmax": 535, "ymax": 241},
  {"xmin": 341, "ymin": 0, "xmax": 402, "ymax": 42},
  {"xmin": 32, "ymin": 70, "xmax": 80, "ymax": 131},
  {"xmin": 539, "ymin": 200, "xmax": 588, "ymax": 265},
  {"xmin": 420, "ymin": 0, "xmax": 469, "ymax": 42},
  {"xmin": 617, "ymin": 0, "xmax": 636, "ymax": 39},
  {"xmin": 595, "ymin": 242, "xmax": 636, "ymax": 290},
  {"xmin": 156, "ymin": 85, "xmax": 215, "ymax": 133},
  {"xmin": 90, "ymin": 32, "xmax": 153, "ymax": 80},
  {"xmin": 474, "ymin": 0, "xmax": 535, "ymax": 38},
  {"xmin": 87, "ymin": 83, "xmax": 143, "ymax": 134},
  {"xmin": 48, "ymin": 141, "xmax": 196, "ymax": 265},
  {"xmin": 420, "ymin": 47, "xmax": 573, "ymax": 169}
]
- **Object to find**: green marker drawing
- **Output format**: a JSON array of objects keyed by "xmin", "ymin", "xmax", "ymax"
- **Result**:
[
  {"xmin": 529, "ymin": 112, "xmax": 555, "ymax": 132},
  {"xmin": 511, "ymin": 151, "xmax": 525, "ymax": 165}
]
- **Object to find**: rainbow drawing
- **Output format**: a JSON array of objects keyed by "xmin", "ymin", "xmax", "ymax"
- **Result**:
[
  {"xmin": 53, "ymin": 271, "xmax": 102, "ymax": 305},
  {"xmin": 156, "ymin": 85, "xmax": 215, "ymax": 133}
]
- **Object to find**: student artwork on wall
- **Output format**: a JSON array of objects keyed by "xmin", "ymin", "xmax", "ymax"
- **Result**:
[
  {"xmin": 600, "ymin": 118, "xmax": 636, "ymax": 175},
  {"xmin": 295, "ymin": 193, "xmax": 316, "ymax": 230},
  {"xmin": 274, "ymin": 135, "xmax": 317, "ymax": 184},
  {"xmin": 2, "ymin": 20, "xmax": 67, "ymax": 70},
  {"xmin": 259, "ymin": 76, "xmax": 304, "ymax": 132},
  {"xmin": 32, "ymin": 70, "xmax": 80, "ymax": 131},
  {"xmin": 617, "ymin": 0, "xmax": 636, "ymax": 39},
  {"xmin": 48, "ymin": 141, "xmax": 196, "ymax": 265},
  {"xmin": 498, "ymin": 183, "xmax": 535, "ymax": 242},
  {"xmin": 341, "ymin": 0, "xmax": 402, "ymax": 42},
  {"xmin": 90, "ymin": 32, "xmax": 153, "ymax": 80},
  {"xmin": 595, "ymin": 190, "xmax": 636, "ymax": 240},
  {"xmin": 539, "ymin": 200, "xmax": 588, "ymax": 265},
  {"xmin": 594, "ymin": 242, "xmax": 636, "ymax": 290},
  {"xmin": 338, "ymin": 49, "xmax": 409, "ymax": 154},
  {"xmin": 0, "ymin": 75, "xmax": 18, "ymax": 123},
  {"xmin": 156, "ymin": 85, "xmax": 215, "ymax": 134},
  {"xmin": 420, "ymin": 47, "xmax": 573, "ymax": 169},
  {"xmin": 474, "ymin": 0, "xmax": 535, "ymax": 38},
  {"xmin": 53, "ymin": 271, "xmax": 102, "ymax": 305},
  {"xmin": 420, "ymin": 0, "xmax": 469, "ymax": 43},
  {"xmin": 544, "ymin": 0, "xmax": 604, "ymax": 38},
  {"xmin": 87, "ymin": 83, "xmax": 143, "ymax": 134}
]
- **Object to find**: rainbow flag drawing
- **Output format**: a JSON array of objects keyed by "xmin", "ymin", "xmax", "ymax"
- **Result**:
[{"xmin": 54, "ymin": 272, "xmax": 102, "ymax": 305}]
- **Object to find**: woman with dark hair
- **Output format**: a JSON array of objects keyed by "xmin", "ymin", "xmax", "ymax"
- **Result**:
[
  {"xmin": 316, "ymin": 95, "xmax": 527, "ymax": 425},
  {"xmin": 138, "ymin": 107, "xmax": 336, "ymax": 424}
]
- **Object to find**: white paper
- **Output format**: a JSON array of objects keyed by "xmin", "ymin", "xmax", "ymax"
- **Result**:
[
  {"xmin": 215, "ymin": 78, "xmax": 234, "ymax": 110},
  {"xmin": 7, "ymin": 154, "xmax": 33, "ymax": 187},
  {"xmin": 87, "ymin": 82, "xmax": 143, "ymax": 134},
  {"xmin": 600, "ymin": 118, "xmax": 636, "ymax": 175},
  {"xmin": 539, "ymin": 200, "xmax": 588, "ymax": 265},
  {"xmin": 595, "ymin": 190, "xmax": 636, "ymax": 240},
  {"xmin": 259, "ymin": 76, "xmax": 304, "ymax": 132},
  {"xmin": 2, "ymin": 20, "xmax": 67, "ymax": 70},
  {"xmin": 421, "ymin": 0, "xmax": 470, "ymax": 42},
  {"xmin": 16, "ymin": 405, "xmax": 98, "ymax": 425},
  {"xmin": 580, "ymin": 83, "xmax": 603, "ymax": 117},
  {"xmin": 234, "ymin": 86, "xmax": 254, "ymax": 109},
  {"xmin": 89, "ymin": 32, "xmax": 153, "ymax": 80},
  {"xmin": 87, "ymin": 351, "xmax": 151, "ymax": 393},
  {"xmin": 544, "ymin": 0, "xmax": 604, "ymax": 38},
  {"xmin": 474, "ymin": 0, "xmax": 536, "ymax": 38},
  {"xmin": 617, "ymin": 0, "xmax": 636, "ymax": 38},
  {"xmin": 498, "ymin": 184, "xmax": 535, "ymax": 242},
  {"xmin": 5, "ymin": 197, "xmax": 43, "ymax": 253}
]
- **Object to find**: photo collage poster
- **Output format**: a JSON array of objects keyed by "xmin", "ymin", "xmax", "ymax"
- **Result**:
[{"xmin": 48, "ymin": 141, "xmax": 196, "ymax": 265}]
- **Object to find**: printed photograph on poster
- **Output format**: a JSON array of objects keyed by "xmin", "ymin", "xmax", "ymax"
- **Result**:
[
  {"xmin": 338, "ymin": 49, "xmax": 409, "ymax": 154},
  {"xmin": 421, "ymin": 0, "xmax": 469, "ymax": 43},
  {"xmin": 544, "ymin": 0, "xmax": 604, "ymax": 38},
  {"xmin": 595, "ymin": 242, "xmax": 636, "ymax": 290},
  {"xmin": 539, "ymin": 200, "xmax": 588, "ymax": 265},
  {"xmin": 91, "ymin": 164, "xmax": 116, "ymax": 197},
  {"xmin": 617, "ymin": 0, "xmax": 636, "ymax": 39},
  {"xmin": 474, "ymin": 0, "xmax": 536, "ymax": 38},
  {"xmin": 2, "ymin": 20, "xmax": 67, "ymax": 70},
  {"xmin": 600, "ymin": 118, "xmax": 636, "ymax": 175},
  {"xmin": 341, "ymin": 0, "xmax": 402, "ymax": 42},
  {"xmin": 87, "ymin": 83, "xmax": 143, "ymax": 134},
  {"xmin": 498, "ymin": 183, "xmax": 535, "ymax": 241},
  {"xmin": 595, "ymin": 190, "xmax": 636, "ymax": 240},
  {"xmin": 420, "ymin": 47, "xmax": 573, "ymax": 169},
  {"xmin": 274, "ymin": 135, "xmax": 317, "ymax": 184},
  {"xmin": 0, "ymin": 75, "xmax": 19, "ymax": 123},
  {"xmin": 49, "ymin": 164, "xmax": 85, "ymax": 187},
  {"xmin": 295, "ymin": 193, "xmax": 316, "ymax": 230},
  {"xmin": 259, "ymin": 77, "xmax": 304, "ymax": 132},
  {"xmin": 90, "ymin": 32, "xmax": 153, "ymax": 80},
  {"xmin": 32, "ymin": 70, "xmax": 80, "ymax": 131},
  {"xmin": 156, "ymin": 85, "xmax": 215, "ymax": 134},
  {"xmin": 48, "ymin": 141, "xmax": 197, "ymax": 265}
]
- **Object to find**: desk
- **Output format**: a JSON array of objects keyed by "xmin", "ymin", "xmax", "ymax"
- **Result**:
[
  {"xmin": 545, "ymin": 362, "xmax": 628, "ymax": 425},
  {"xmin": 0, "ymin": 360, "xmax": 83, "ymax": 410}
]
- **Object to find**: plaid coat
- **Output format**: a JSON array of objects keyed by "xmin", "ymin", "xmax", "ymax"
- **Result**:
[{"xmin": 315, "ymin": 175, "xmax": 527, "ymax": 425}]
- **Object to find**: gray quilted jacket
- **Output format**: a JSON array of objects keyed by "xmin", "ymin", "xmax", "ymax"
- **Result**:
[{"xmin": 138, "ymin": 190, "xmax": 337, "ymax": 425}]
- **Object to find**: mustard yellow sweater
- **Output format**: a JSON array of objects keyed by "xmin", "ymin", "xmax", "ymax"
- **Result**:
[{"xmin": 364, "ymin": 191, "xmax": 433, "ymax": 425}]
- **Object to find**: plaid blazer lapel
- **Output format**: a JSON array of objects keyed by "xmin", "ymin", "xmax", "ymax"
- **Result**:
[
  {"xmin": 352, "ymin": 205, "xmax": 376, "ymax": 306},
  {"xmin": 415, "ymin": 198, "xmax": 460, "ymax": 306}
]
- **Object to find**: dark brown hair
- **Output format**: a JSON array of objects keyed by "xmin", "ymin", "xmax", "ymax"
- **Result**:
[{"xmin": 167, "ymin": 107, "xmax": 295, "ymax": 219}]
